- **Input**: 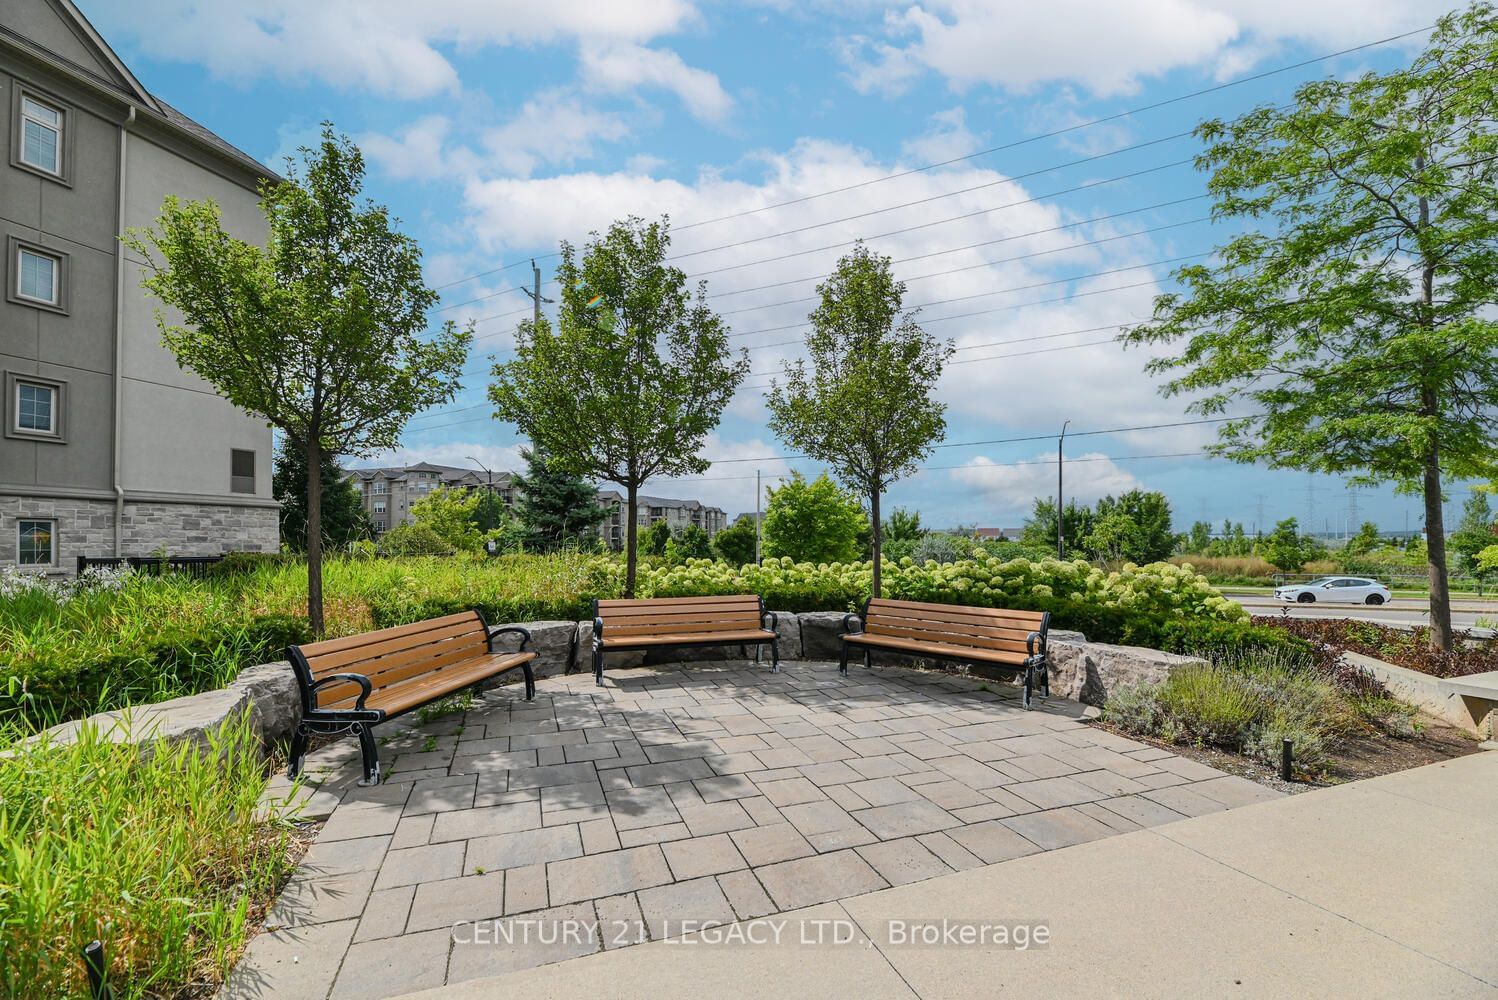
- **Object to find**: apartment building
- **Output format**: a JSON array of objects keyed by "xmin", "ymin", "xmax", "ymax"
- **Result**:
[
  {"xmin": 1, "ymin": 0, "xmax": 279, "ymax": 571},
  {"xmin": 346, "ymin": 463, "xmax": 516, "ymax": 534},
  {"xmin": 595, "ymin": 490, "xmax": 728, "ymax": 551}
]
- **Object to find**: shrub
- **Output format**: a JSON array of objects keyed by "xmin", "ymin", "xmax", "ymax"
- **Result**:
[
  {"xmin": 1101, "ymin": 649, "xmax": 1389, "ymax": 772},
  {"xmin": 712, "ymin": 519, "xmax": 758, "ymax": 566},
  {"xmin": 909, "ymin": 533, "xmax": 974, "ymax": 565},
  {"xmin": 377, "ymin": 523, "xmax": 455, "ymax": 557},
  {"xmin": 0, "ymin": 714, "xmax": 297, "ymax": 999},
  {"xmin": 1254, "ymin": 615, "xmax": 1498, "ymax": 678}
]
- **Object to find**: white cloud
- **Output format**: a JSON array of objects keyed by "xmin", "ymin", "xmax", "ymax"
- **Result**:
[
  {"xmin": 94, "ymin": 0, "xmax": 701, "ymax": 98},
  {"xmin": 580, "ymin": 42, "xmax": 734, "ymax": 122},
  {"xmin": 951, "ymin": 451, "xmax": 1143, "ymax": 515},
  {"xmin": 841, "ymin": 0, "xmax": 1434, "ymax": 98},
  {"xmin": 363, "ymin": 92, "xmax": 630, "ymax": 183},
  {"xmin": 361, "ymin": 116, "xmax": 460, "ymax": 180}
]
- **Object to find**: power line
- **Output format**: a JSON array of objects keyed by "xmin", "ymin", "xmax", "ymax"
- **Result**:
[
  {"xmin": 420, "ymin": 24, "xmax": 1430, "ymax": 296},
  {"xmin": 716, "ymin": 217, "xmax": 1210, "ymax": 318},
  {"xmin": 719, "ymin": 249, "xmax": 1198, "ymax": 335},
  {"xmin": 645, "ymin": 450, "xmax": 1218, "ymax": 486},
  {"xmin": 709, "ymin": 196, "xmax": 1210, "ymax": 298}
]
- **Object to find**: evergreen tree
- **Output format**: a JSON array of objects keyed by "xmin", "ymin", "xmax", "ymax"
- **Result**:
[
  {"xmin": 272, "ymin": 437, "xmax": 370, "ymax": 552},
  {"xmin": 511, "ymin": 447, "xmax": 610, "ymax": 551}
]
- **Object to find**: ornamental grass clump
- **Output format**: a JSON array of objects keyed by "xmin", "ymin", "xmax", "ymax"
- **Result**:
[
  {"xmin": 1100, "ymin": 649, "xmax": 1389, "ymax": 772},
  {"xmin": 0, "ymin": 714, "xmax": 297, "ymax": 999}
]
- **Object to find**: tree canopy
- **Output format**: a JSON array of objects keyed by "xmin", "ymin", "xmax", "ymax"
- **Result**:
[
  {"xmin": 489, "ymin": 216, "xmax": 747, "ymax": 595},
  {"xmin": 767, "ymin": 243, "xmax": 953, "ymax": 596},
  {"xmin": 1122, "ymin": 6, "xmax": 1498, "ymax": 649},
  {"xmin": 761, "ymin": 472, "xmax": 866, "ymax": 564},
  {"xmin": 124, "ymin": 125, "xmax": 468, "ymax": 634}
]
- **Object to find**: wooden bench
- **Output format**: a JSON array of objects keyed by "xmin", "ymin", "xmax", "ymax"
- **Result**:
[
  {"xmin": 286, "ymin": 610, "xmax": 535, "ymax": 785},
  {"xmin": 840, "ymin": 598, "xmax": 1050, "ymax": 708},
  {"xmin": 591, "ymin": 595, "xmax": 779, "ymax": 683}
]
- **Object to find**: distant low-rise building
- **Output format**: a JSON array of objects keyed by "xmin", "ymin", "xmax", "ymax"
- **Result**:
[
  {"xmin": 596, "ymin": 491, "xmax": 728, "ymax": 550},
  {"xmin": 346, "ymin": 463, "xmax": 515, "ymax": 534},
  {"xmin": 974, "ymin": 527, "xmax": 1025, "ymax": 541},
  {"xmin": 347, "ymin": 462, "xmax": 728, "ymax": 548}
]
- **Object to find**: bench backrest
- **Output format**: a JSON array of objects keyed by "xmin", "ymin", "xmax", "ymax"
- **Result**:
[
  {"xmin": 595, "ymin": 595, "xmax": 764, "ymax": 639},
  {"xmin": 288, "ymin": 609, "xmax": 491, "ymax": 711},
  {"xmin": 862, "ymin": 598, "xmax": 1047, "ymax": 657}
]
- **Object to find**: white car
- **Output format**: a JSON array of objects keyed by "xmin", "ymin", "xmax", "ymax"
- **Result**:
[{"xmin": 1274, "ymin": 577, "xmax": 1391, "ymax": 605}]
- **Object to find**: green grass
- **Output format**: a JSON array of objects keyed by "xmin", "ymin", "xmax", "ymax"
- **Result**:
[{"xmin": 0, "ymin": 713, "xmax": 298, "ymax": 999}]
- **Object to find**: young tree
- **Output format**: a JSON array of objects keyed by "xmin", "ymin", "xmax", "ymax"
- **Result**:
[
  {"xmin": 1089, "ymin": 490, "xmax": 1176, "ymax": 564},
  {"xmin": 1449, "ymin": 492, "xmax": 1496, "ymax": 572},
  {"xmin": 712, "ymin": 518, "xmax": 759, "ymax": 566},
  {"xmin": 664, "ymin": 524, "xmax": 713, "ymax": 564},
  {"xmin": 766, "ymin": 243, "xmax": 954, "ymax": 597},
  {"xmin": 1344, "ymin": 521, "xmax": 1384, "ymax": 558},
  {"xmin": 409, "ymin": 485, "xmax": 484, "ymax": 552},
  {"xmin": 1021, "ymin": 498, "xmax": 1095, "ymax": 556},
  {"xmin": 1122, "ymin": 6, "xmax": 1498, "ymax": 650},
  {"xmin": 511, "ymin": 447, "xmax": 610, "ymax": 551},
  {"xmin": 124, "ymin": 126, "xmax": 467, "ymax": 634},
  {"xmin": 641, "ymin": 519, "xmax": 672, "ymax": 557},
  {"xmin": 1261, "ymin": 518, "xmax": 1314, "ymax": 573},
  {"xmin": 1184, "ymin": 520, "xmax": 1214, "ymax": 554},
  {"xmin": 761, "ymin": 472, "xmax": 866, "ymax": 564},
  {"xmin": 489, "ymin": 217, "xmax": 747, "ymax": 595},
  {"xmin": 272, "ymin": 437, "xmax": 370, "ymax": 552}
]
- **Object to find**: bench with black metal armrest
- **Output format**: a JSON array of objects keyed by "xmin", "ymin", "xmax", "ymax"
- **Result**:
[
  {"xmin": 591, "ymin": 594, "xmax": 779, "ymax": 684},
  {"xmin": 839, "ymin": 597, "xmax": 1050, "ymax": 708},
  {"xmin": 286, "ymin": 609, "xmax": 535, "ymax": 785}
]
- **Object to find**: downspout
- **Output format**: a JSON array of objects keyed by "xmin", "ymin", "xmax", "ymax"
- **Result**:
[{"xmin": 112, "ymin": 107, "xmax": 135, "ymax": 556}]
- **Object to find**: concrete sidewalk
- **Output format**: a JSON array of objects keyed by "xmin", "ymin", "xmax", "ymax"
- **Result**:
[{"xmin": 395, "ymin": 750, "xmax": 1497, "ymax": 999}]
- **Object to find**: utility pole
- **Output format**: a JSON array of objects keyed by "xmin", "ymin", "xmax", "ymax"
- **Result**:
[
  {"xmin": 1057, "ymin": 420, "xmax": 1070, "ymax": 559},
  {"xmin": 518, "ymin": 258, "xmax": 553, "ymax": 326}
]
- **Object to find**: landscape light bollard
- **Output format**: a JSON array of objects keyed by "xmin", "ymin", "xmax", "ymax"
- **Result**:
[
  {"xmin": 81, "ymin": 940, "xmax": 114, "ymax": 1000},
  {"xmin": 1280, "ymin": 738, "xmax": 1293, "ymax": 782}
]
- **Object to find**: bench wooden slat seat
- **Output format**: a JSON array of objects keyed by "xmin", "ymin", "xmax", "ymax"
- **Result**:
[
  {"xmin": 840, "ymin": 597, "xmax": 1050, "ymax": 708},
  {"xmin": 592, "ymin": 595, "xmax": 778, "ymax": 683},
  {"xmin": 287, "ymin": 609, "xmax": 535, "ymax": 785}
]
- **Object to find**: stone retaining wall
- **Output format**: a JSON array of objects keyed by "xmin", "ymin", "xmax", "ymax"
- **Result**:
[{"xmin": 37, "ymin": 614, "xmax": 1207, "ymax": 754}]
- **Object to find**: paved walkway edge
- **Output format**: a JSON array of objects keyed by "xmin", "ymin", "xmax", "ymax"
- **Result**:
[{"xmin": 393, "ymin": 751, "xmax": 1498, "ymax": 1000}]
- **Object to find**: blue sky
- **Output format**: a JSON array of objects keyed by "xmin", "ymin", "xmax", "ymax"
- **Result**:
[{"xmin": 86, "ymin": 0, "xmax": 1475, "ymax": 533}]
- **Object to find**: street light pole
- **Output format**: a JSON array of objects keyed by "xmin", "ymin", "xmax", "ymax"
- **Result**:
[{"xmin": 1057, "ymin": 420, "xmax": 1070, "ymax": 560}]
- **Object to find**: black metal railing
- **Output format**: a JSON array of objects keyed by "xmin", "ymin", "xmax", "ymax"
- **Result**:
[{"xmin": 76, "ymin": 555, "xmax": 224, "ymax": 578}]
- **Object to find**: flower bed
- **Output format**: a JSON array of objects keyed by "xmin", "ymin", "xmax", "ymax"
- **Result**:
[{"xmin": 1252, "ymin": 615, "xmax": 1498, "ymax": 678}]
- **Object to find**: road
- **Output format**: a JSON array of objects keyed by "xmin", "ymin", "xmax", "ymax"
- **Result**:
[{"xmin": 1228, "ymin": 594, "xmax": 1495, "ymax": 634}]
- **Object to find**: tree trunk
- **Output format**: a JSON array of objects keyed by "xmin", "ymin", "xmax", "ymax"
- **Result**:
[
  {"xmin": 624, "ymin": 485, "xmax": 639, "ymax": 598},
  {"xmin": 1422, "ymin": 432, "xmax": 1453, "ymax": 653},
  {"xmin": 305, "ymin": 435, "xmax": 325, "ymax": 638},
  {"xmin": 869, "ymin": 486, "xmax": 883, "ymax": 599}
]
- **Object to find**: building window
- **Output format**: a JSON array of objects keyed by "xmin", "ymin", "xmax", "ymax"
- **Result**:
[
  {"xmin": 373, "ymin": 501, "xmax": 386, "ymax": 513},
  {"xmin": 374, "ymin": 520, "xmax": 386, "ymax": 534},
  {"xmin": 19, "ymin": 95, "xmax": 63, "ymax": 175},
  {"xmin": 373, "ymin": 482, "xmax": 387, "ymax": 494},
  {"xmin": 16, "ymin": 246, "xmax": 60, "ymax": 306},
  {"xmin": 230, "ymin": 449, "xmax": 256, "ymax": 494},
  {"xmin": 5, "ymin": 373, "xmax": 65, "ymax": 441},
  {"xmin": 18, "ymin": 519, "xmax": 55, "ymax": 566}
]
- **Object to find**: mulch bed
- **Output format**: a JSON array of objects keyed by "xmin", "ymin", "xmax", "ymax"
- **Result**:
[
  {"xmin": 1253, "ymin": 614, "xmax": 1497, "ymax": 678},
  {"xmin": 1091, "ymin": 715, "xmax": 1484, "ymax": 796}
]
